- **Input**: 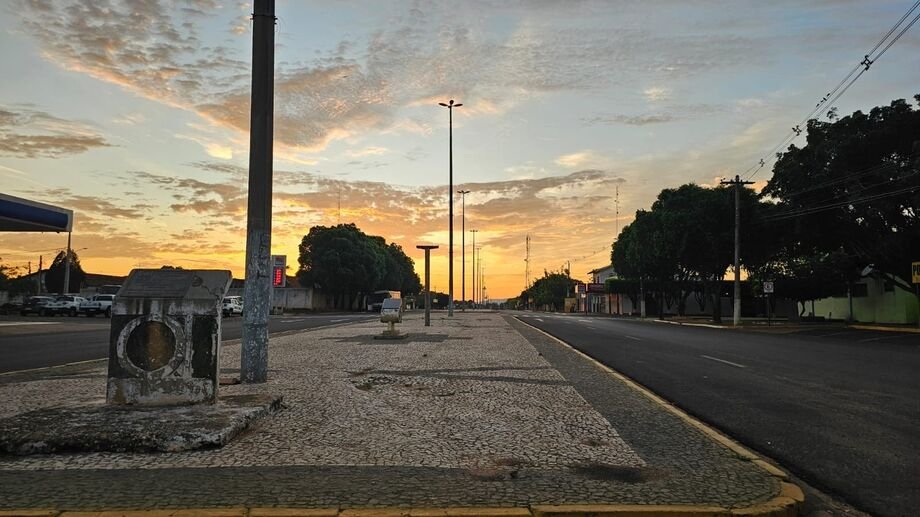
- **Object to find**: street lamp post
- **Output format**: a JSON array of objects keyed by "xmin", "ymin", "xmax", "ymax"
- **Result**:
[
  {"xmin": 457, "ymin": 189, "xmax": 470, "ymax": 310},
  {"xmin": 469, "ymin": 229, "xmax": 478, "ymax": 309},
  {"xmin": 438, "ymin": 99, "xmax": 462, "ymax": 317}
]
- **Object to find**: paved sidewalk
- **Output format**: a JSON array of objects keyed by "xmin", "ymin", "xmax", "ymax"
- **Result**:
[{"xmin": 0, "ymin": 311, "xmax": 797, "ymax": 514}]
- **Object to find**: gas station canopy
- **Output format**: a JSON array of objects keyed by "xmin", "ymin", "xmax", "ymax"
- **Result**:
[{"xmin": 0, "ymin": 193, "xmax": 73, "ymax": 233}]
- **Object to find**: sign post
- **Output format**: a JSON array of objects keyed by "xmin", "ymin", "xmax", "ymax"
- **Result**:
[
  {"xmin": 763, "ymin": 281, "xmax": 774, "ymax": 326},
  {"xmin": 912, "ymin": 262, "xmax": 920, "ymax": 328}
]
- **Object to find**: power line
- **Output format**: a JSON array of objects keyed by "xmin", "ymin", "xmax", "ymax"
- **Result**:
[
  {"xmin": 761, "ymin": 183, "xmax": 920, "ymax": 222},
  {"xmin": 744, "ymin": 1, "xmax": 920, "ymax": 180}
]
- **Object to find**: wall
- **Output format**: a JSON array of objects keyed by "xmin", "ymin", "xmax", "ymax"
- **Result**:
[
  {"xmin": 225, "ymin": 287, "xmax": 332, "ymax": 311},
  {"xmin": 813, "ymin": 277, "xmax": 919, "ymax": 324}
]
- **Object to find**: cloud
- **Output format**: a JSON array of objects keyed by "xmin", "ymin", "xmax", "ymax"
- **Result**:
[
  {"xmin": 643, "ymin": 87, "xmax": 671, "ymax": 102},
  {"xmin": 16, "ymin": 1, "xmax": 763, "ymax": 156},
  {"xmin": 555, "ymin": 151, "xmax": 600, "ymax": 168},
  {"xmin": 584, "ymin": 114, "xmax": 676, "ymax": 126},
  {"xmin": 0, "ymin": 105, "xmax": 110, "ymax": 158}
]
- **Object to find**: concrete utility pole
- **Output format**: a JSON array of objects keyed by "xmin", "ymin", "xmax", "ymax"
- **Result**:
[
  {"xmin": 721, "ymin": 175, "xmax": 754, "ymax": 327},
  {"xmin": 438, "ymin": 100, "xmax": 462, "ymax": 317},
  {"xmin": 62, "ymin": 231, "xmax": 71, "ymax": 294},
  {"xmin": 241, "ymin": 0, "xmax": 276, "ymax": 384},
  {"xmin": 458, "ymin": 189, "xmax": 470, "ymax": 309},
  {"xmin": 417, "ymin": 245, "xmax": 439, "ymax": 326}
]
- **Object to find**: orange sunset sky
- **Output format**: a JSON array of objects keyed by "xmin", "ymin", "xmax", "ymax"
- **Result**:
[{"xmin": 2, "ymin": 1, "xmax": 918, "ymax": 299}]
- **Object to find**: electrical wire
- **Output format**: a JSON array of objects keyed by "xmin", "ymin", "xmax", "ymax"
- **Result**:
[{"xmin": 743, "ymin": 1, "xmax": 920, "ymax": 181}]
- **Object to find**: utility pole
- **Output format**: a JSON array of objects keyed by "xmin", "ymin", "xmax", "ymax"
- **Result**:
[
  {"xmin": 241, "ymin": 0, "xmax": 276, "ymax": 384},
  {"xmin": 470, "ymin": 229, "xmax": 477, "ymax": 309},
  {"xmin": 37, "ymin": 256, "xmax": 43, "ymax": 294},
  {"xmin": 721, "ymin": 174, "xmax": 754, "ymax": 326},
  {"xmin": 615, "ymin": 185, "xmax": 620, "ymax": 239},
  {"xmin": 458, "ymin": 189, "xmax": 470, "ymax": 309},
  {"xmin": 62, "ymin": 231, "xmax": 72, "ymax": 294}
]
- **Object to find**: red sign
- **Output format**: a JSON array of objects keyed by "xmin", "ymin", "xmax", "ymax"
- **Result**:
[
  {"xmin": 271, "ymin": 254, "xmax": 286, "ymax": 287},
  {"xmin": 272, "ymin": 266, "xmax": 284, "ymax": 287},
  {"xmin": 587, "ymin": 283, "xmax": 605, "ymax": 293}
]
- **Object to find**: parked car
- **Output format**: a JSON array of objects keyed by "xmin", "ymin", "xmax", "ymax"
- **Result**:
[
  {"xmin": 44, "ymin": 295, "xmax": 88, "ymax": 317},
  {"xmin": 19, "ymin": 296, "xmax": 55, "ymax": 316},
  {"xmin": 222, "ymin": 296, "xmax": 243, "ymax": 317},
  {"xmin": 79, "ymin": 294, "xmax": 115, "ymax": 317}
]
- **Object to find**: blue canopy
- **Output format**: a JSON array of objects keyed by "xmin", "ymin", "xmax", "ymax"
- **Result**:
[{"xmin": 0, "ymin": 193, "xmax": 73, "ymax": 232}]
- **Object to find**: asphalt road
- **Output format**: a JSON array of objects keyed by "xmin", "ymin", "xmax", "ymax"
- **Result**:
[
  {"xmin": 0, "ymin": 313, "xmax": 376, "ymax": 374},
  {"xmin": 514, "ymin": 312, "xmax": 919, "ymax": 517}
]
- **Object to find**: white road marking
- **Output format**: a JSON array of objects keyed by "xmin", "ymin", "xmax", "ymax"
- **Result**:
[
  {"xmin": 701, "ymin": 355, "xmax": 747, "ymax": 369},
  {"xmin": 534, "ymin": 317, "xmax": 544, "ymax": 322},
  {"xmin": 0, "ymin": 322, "xmax": 60, "ymax": 327},
  {"xmin": 814, "ymin": 331, "xmax": 851, "ymax": 337},
  {"xmin": 623, "ymin": 335, "xmax": 642, "ymax": 341},
  {"xmin": 330, "ymin": 319, "xmax": 347, "ymax": 323}
]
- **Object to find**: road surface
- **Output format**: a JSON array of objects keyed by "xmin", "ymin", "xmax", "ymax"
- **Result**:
[
  {"xmin": 0, "ymin": 313, "xmax": 376, "ymax": 374},
  {"xmin": 514, "ymin": 312, "xmax": 919, "ymax": 517}
]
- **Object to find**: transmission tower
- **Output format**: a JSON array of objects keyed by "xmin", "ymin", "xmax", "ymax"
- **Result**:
[{"xmin": 524, "ymin": 234, "xmax": 531, "ymax": 290}]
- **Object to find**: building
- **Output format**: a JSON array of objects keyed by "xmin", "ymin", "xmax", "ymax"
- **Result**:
[{"xmin": 812, "ymin": 274, "xmax": 919, "ymax": 324}]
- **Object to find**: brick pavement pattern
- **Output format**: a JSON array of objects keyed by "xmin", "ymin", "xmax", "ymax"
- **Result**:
[{"xmin": 0, "ymin": 312, "xmax": 779, "ymax": 510}]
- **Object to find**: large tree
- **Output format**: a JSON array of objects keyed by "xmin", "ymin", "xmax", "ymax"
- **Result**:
[
  {"xmin": 763, "ymin": 94, "xmax": 920, "ymax": 292},
  {"xmin": 45, "ymin": 250, "xmax": 85, "ymax": 294},
  {"xmin": 297, "ymin": 224, "xmax": 421, "ymax": 309}
]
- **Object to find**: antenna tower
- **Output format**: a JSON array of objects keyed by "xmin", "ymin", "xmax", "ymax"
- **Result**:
[{"xmin": 524, "ymin": 234, "xmax": 531, "ymax": 289}]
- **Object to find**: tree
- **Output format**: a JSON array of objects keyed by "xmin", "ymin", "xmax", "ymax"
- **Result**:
[
  {"xmin": 524, "ymin": 270, "xmax": 576, "ymax": 311},
  {"xmin": 763, "ymin": 94, "xmax": 920, "ymax": 292},
  {"xmin": 296, "ymin": 224, "xmax": 422, "ymax": 310},
  {"xmin": 45, "ymin": 250, "xmax": 85, "ymax": 294}
]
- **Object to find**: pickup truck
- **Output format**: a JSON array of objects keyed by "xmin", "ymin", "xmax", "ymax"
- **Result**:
[
  {"xmin": 80, "ymin": 294, "xmax": 115, "ymax": 317},
  {"xmin": 44, "ymin": 295, "xmax": 88, "ymax": 317}
]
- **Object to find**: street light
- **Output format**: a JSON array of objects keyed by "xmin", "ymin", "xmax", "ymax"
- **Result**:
[
  {"xmin": 416, "ymin": 245, "xmax": 439, "ymax": 327},
  {"xmin": 457, "ymin": 189, "xmax": 470, "ymax": 309},
  {"xmin": 438, "ymin": 99, "xmax": 462, "ymax": 317},
  {"xmin": 469, "ymin": 229, "xmax": 478, "ymax": 309}
]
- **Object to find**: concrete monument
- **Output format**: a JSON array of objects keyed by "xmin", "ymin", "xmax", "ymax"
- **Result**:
[{"xmin": 107, "ymin": 269, "xmax": 232, "ymax": 406}]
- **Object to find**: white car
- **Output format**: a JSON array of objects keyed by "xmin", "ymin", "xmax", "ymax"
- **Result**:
[
  {"xmin": 222, "ymin": 296, "xmax": 243, "ymax": 317},
  {"xmin": 45, "ymin": 295, "xmax": 88, "ymax": 317}
]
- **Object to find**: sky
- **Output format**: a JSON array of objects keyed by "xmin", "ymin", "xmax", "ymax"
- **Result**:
[{"xmin": 0, "ymin": 0, "xmax": 918, "ymax": 300}]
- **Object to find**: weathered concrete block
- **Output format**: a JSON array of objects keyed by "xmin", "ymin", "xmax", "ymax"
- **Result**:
[{"xmin": 106, "ymin": 269, "xmax": 232, "ymax": 406}]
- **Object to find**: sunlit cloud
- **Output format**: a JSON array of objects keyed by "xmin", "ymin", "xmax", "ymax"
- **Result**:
[{"xmin": 0, "ymin": 105, "xmax": 110, "ymax": 158}]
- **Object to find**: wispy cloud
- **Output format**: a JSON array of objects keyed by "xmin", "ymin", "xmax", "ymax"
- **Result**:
[{"xmin": 0, "ymin": 105, "xmax": 110, "ymax": 158}]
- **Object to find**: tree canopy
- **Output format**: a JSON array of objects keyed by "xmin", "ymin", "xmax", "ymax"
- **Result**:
[
  {"xmin": 608, "ymin": 94, "xmax": 919, "ymax": 321},
  {"xmin": 296, "ymin": 224, "xmax": 421, "ymax": 310},
  {"xmin": 45, "ymin": 250, "xmax": 85, "ymax": 294}
]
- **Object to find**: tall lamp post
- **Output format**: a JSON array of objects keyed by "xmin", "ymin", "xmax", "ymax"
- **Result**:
[
  {"xmin": 469, "ymin": 229, "xmax": 478, "ymax": 309},
  {"xmin": 457, "ymin": 189, "xmax": 470, "ymax": 310},
  {"xmin": 438, "ymin": 99, "xmax": 462, "ymax": 317}
]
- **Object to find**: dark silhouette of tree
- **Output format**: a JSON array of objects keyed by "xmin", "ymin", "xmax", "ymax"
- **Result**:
[{"xmin": 45, "ymin": 250, "xmax": 85, "ymax": 294}]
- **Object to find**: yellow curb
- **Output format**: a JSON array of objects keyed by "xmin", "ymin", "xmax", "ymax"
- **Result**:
[
  {"xmin": 513, "ymin": 317, "xmax": 802, "ymax": 517},
  {"xmin": 250, "ymin": 510, "xmax": 340, "ymax": 517},
  {"xmin": 60, "ymin": 510, "xmax": 247, "ymax": 517},
  {"xmin": 410, "ymin": 510, "xmax": 531, "ymax": 517},
  {"xmin": 339, "ymin": 510, "xmax": 411, "ymax": 517},
  {"xmin": 532, "ymin": 505, "xmax": 730, "ymax": 516},
  {"xmin": 0, "ymin": 512, "xmax": 61, "ymax": 517},
  {"xmin": 750, "ymin": 460, "xmax": 787, "ymax": 481},
  {"xmin": 849, "ymin": 324, "xmax": 920, "ymax": 333}
]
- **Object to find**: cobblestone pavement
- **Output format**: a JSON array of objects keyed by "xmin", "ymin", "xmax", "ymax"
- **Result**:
[{"xmin": 0, "ymin": 311, "xmax": 779, "ymax": 509}]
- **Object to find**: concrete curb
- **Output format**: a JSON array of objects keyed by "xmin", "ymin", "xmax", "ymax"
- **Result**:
[
  {"xmin": 512, "ymin": 316, "xmax": 804, "ymax": 517},
  {"xmin": 0, "ymin": 496, "xmax": 808, "ymax": 517},
  {"xmin": 848, "ymin": 324, "xmax": 920, "ymax": 334}
]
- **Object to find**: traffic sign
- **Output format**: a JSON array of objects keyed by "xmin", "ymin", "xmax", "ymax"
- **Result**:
[{"xmin": 763, "ymin": 281, "xmax": 774, "ymax": 294}]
